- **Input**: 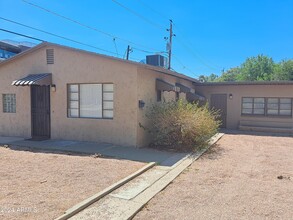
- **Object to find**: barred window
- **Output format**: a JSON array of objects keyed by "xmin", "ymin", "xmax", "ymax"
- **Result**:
[
  {"xmin": 3, "ymin": 94, "xmax": 16, "ymax": 113},
  {"xmin": 67, "ymin": 83, "xmax": 114, "ymax": 119}
]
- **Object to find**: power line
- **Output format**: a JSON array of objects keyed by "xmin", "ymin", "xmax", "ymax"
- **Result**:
[
  {"xmin": 175, "ymin": 36, "xmax": 219, "ymax": 71},
  {"xmin": 173, "ymin": 24, "xmax": 222, "ymax": 70},
  {"xmin": 21, "ymin": 0, "xmax": 162, "ymax": 52},
  {"xmin": 0, "ymin": 28, "xmax": 44, "ymax": 42},
  {"xmin": 0, "ymin": 17, "xmax": 123, "ymax": 56},
  {"xmin": 137, "ymin": 0, "xmax": 170, "ymax": 21},
  {"xmin": 111, "ymin": 0, "xmax": 165, "ymax": 31},
  {"xmin": 130, "ymin": 1, "xmax": 221, "ymax": 71},
  {"xmin": 172, "ymin": 54, "xmax": 200, "ymax": 78},
  {"xmin": 132, "ymin": 47, "xmax": 166, "ymax": 54}
]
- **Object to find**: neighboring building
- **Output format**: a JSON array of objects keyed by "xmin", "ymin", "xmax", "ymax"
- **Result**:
[
  {"xmin": 0, "ymin": 42, "xmax": 292, "ymax": 148},
  {"xmin": 196, "ymin": 82, "xmax": 293, "ymax": 133},
  {"xmin": 0, "ymin": 40, "xmax": 32, "ymax": 61}
]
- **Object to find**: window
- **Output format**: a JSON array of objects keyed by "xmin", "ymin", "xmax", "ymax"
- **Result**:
[
  {"xmin": 68, "ymin": 83, "xmax": 114, "ymax": 119},
  {"xmin": 267, "ymin": 98, "xmax": 292, "ymax": 116},
  {"xmin": 242, "ymin": 97, "xmax": 265, "ymax": 115},
  {"xmin": 242, "ymin": 97, "xmax": 292, "ymax": 117},
  {"xmin": 3, "ymin": 94, "xmax": 16, "ymax": 113}
]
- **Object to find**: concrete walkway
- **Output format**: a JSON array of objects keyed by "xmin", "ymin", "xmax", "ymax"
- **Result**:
[
  {"xmin": 0, "ymin": 136, "xmax": 188, "ymax": 166},
  {"xmin": 59, "ymin": 133, "xmax": 224, "ymax": 220}
]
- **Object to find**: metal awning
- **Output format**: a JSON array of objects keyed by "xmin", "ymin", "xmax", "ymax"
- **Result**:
[
  {"xmin": 156, "ymin": 79, "xmax": 176, "ymax": 92},
  {"xmin": 186, "ymin": 92, "xmax": 206, "ymax": 102},
  {"xmin": 12, "ymin": 73, "xmax": 52, "ymax": 86},
  {"xmin": 175, "ymin": 83, "xmax": 192, "ymax": 93}
]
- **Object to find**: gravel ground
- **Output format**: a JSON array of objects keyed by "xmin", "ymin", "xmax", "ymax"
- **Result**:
[
  {"xmin": 134, "ymin": 133, "xmax": 293, "ymax": 220},
  {"xmin": 0, "ymin": 146, "xmax": 145, "ymax": 220}
]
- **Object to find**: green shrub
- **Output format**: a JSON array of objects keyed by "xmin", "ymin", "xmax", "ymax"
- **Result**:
[{"xmin": 141, "ymin": 99, "xmax": 220, "ymax": 151}]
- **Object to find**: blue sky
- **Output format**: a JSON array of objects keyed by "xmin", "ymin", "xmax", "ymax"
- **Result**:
[{"xmin": 1, "ymin": 0, "xmax": 292, "ymax": 78}]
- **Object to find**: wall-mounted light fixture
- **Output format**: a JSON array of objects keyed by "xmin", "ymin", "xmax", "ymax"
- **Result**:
[
  {"xmin": 139, "ymin": 100, "xmax": 145, "ymax": 109},
  {"xmin": 51, "ymin": 84, "xmax": 56, "ymax": 92},
  {"xmin": 229, "ymin": 93, "xmax": 233, "ymax": 99}
]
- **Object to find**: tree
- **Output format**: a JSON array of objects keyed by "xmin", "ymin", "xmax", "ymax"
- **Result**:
[
  {"xmin": 272, "ymin": 60, "xmax": 293, "ymax": 81},
  {"xmin": 217, "ymin": 67, "xmax": 241, "ymax": 82},
  {"xmin": 200, "ymin": 55, "xmax": 293, "ymax": 82},
  {"xmin": 198, "ymin": 73, "xmax": 219, "ymax": 82},
  {"xmin": 238, "ymin": 54, "xmax": 275, "ymax": 81}
]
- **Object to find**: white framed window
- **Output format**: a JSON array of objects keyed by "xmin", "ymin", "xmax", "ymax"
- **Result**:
[
  {"xmin": 242, "ymin": 97, "xmax": 292, "ymax": 117},
  {"xmin": 3, "ymin": 94, "xmax": 16, "ymax": 113},
  {"xmin": 242, "ymin": 97, "xmax": 265, "ymax": 115},
  {"xmin": 67, "ymin": 83, "xmax": 114, "ymax": 119},
  {"xmin": 267, "ymin": 98, "xmax": 292, "ymax": 116}
]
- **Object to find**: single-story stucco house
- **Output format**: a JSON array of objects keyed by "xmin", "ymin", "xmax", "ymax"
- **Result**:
[{"xmin": 1, "ymin": 42, "xmax": 293, "ymax": 147}]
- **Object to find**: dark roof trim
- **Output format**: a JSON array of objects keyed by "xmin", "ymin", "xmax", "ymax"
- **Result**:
[
  {"xmin": 194, "ymin": 81, "xmax": 293, "ymax": 86},
  {"xmin": 12, "ymin": 73, "xmax": 52, "ymax": 86}
]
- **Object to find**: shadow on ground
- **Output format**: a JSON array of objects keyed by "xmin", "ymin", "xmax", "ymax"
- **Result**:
[{"xmin": 200, "ymin": 143, "xmax": 227, "ymax": 160}]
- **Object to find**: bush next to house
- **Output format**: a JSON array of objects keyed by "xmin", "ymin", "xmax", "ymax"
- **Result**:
[{"xmin": 141, "ymin": 99, "xmax": 220, "ymax": 152}]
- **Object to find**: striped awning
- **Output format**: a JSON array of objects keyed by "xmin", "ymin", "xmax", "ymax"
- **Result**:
[{"xmin": 12, "ymin": 73, "xmax": 52, "ymax": 86}]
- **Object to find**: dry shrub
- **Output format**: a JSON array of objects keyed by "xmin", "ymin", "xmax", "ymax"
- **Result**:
[{"xmin": 142, "ymin": 99, "xmax": 220, "ymax": 151}]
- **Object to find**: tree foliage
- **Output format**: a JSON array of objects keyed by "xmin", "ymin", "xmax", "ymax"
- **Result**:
[{"xmin": 200, "ymin": 55, "xmax": 293, "ymax": 82}]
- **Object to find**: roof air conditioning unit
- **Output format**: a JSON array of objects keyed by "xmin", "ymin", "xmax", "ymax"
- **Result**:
[{"xmin": 146, "ymin": 54, "xmax": 167, "ymax": 68}]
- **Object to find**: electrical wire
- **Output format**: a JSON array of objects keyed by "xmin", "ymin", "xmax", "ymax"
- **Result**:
[
  {"xmin": 0, "ymin": 28, "xmax": 43, "ymax": 42},
  {"xmin": 19, "ymin": 0, "xmax": 202, "ymax": 75},
  {"xmin": 172, "ymin": 54, "xmax": 200, "ymax": 78},
  {"xmin": 137, "ymin": 0, "xmax": 170, "ymax": 22},
  {"xmin": 175, "ymin": 36, "xmax": 220, "ymax": 71},
  {"xmin": 173, "ymin": 24, "xmax": 222, "ymax": 70},
  {"xmin": 134, "ymin": 0, "xmax": 221, "ymax": 72},
  {"xmin": 111, "ymin": 0, "xmax": 165, "ymax": 31},
  {"xmin": 0, "ymin": 17, "xmax": 124, "ymax": 56},
  {"xmin": 21, "ymin": 0, "xmax": 163, "ymax": 52}
]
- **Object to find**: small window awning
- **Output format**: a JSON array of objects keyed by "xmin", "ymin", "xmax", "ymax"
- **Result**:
[
  {"xmin": 175, "ymin": 83, "xmax": 192, "ymax": 93},
  {"xmin": 186, "ymin": 92, "xmax": 206, "ymax": 102},
  {"xmin": 156, "ymin": 79, "xmax": 176, "ymax": 92},
  {"xmin": 11, "ymin": 73, "xmax": 52, "ymax": 86}
]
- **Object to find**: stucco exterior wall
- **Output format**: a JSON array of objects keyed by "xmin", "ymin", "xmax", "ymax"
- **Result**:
[
  {"xmin": 136, "ymin": 67, "xmax": 194, "ymax": 147},
  {"xmin": 48, "ymin": 46, "xmax": 139, "ymax": 146},
  {"xmin": 0, "ymin": 48, "xmax": 51, "ymax": 137},
  {"xmin": 196, "ymin": 84, "xmax": 293, "ymax": 129},
  {"xmin": 0, "ymin": 45, "xmax": 139, "ymax": 146}
]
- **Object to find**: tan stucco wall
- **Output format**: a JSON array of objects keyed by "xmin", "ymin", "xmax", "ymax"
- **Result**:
[
  {"xmin": 49, "ymin": 46, "xmax": 139, "ymax": 146},
  {"xmin": 0, "ymin": 45, "xmax": 139, "ymax": 146},
  {"xmin": 136, "ymin": 67, "xmax": 194, "ymax": 147},
  {"xmin": 197, "ymin": 84, "xmax": 293, "ymax": 129},
  {"xmin": 0, "ymin": 48, "xmax": 52, "ymax": 137}
]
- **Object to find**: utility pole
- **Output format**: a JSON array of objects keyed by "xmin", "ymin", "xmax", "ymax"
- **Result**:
[
  {"xmin": 167, "ymin": 19, "xmax": 175, "ymax": 70},
  {"xmin": 126, "ymin": 45, "xmax": 131, "ymax": 60}
]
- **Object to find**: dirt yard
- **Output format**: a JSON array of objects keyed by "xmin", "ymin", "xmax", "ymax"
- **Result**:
[
  {"xmin": 0, "ymin": 146, "xmax": 145, "ymax": 220},
  {"xmin": 134, "ymin": 133, "xmax": 293, "ymax": 220}
]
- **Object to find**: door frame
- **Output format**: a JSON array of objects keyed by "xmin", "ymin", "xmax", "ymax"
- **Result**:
[{"xmin": 30, "ymin": 85, "xmax": 51, "ymax": 139}]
